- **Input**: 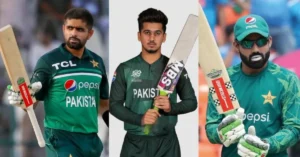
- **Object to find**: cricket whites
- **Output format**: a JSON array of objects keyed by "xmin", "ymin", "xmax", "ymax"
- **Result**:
[
  {"xmin": 144, "ymin": 14, "xmax": 199, "ymax": 134},
  {"xmin": 0, "ymin": 25, "xmax": 45, "ymax": 147},
  {"xmin": 198, "ymin": 5, "xmax": 240, "ymax": 115}
]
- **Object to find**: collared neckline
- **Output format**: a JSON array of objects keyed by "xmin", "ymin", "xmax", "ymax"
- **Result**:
[{"xmin": 137, "ymin": 53, "xmax": 164, "ymax": 67}]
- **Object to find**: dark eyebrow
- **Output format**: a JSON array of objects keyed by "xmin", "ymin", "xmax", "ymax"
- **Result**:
[{"xmin": 66, "ymin": 25, "xmax": 85, "ymax": 30}]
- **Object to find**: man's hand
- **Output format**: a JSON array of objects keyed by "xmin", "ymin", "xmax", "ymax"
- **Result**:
[
  {"xmin": 154, "ymin": 95, "xmax": 171, "ymax": 112},
  {"xmin": 141, "ymin": 109, "xmax": 161, "ymax": 126},
  {"xmin": 217, "ymin": 108, "xmax": 246, "ymax": 147},
  {"xmin": 238, "ymin": 126, "xmax": 270, "ymax": 157},
  {"xmin": 7, "ymin": 82, "xmax": 42, "ymax": 109}
]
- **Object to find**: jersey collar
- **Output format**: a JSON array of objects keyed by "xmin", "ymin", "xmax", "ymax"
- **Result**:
[
  {"xmin": 137, "ymin": 53, "xmax": 164, "ymax": 67},
  {"xmin": 60, "ymin": 43, "xmax": 92, "ymax": 60},
  {"xmin": 240, "ymin": 61, "xmax": 270, "ymax": 77}
]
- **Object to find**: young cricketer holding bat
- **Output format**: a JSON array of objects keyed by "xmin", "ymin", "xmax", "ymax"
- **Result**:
[
  {"xmin": 7, "ymin": 8, "xmax": 109, "ymax": 157},
  {"xmin": 109, "ymin": 8, "xmax": 197, "ymax": 157},
  {"xmin": 205, "ymin": 14, "xmax": 300, "ymax": 157}
]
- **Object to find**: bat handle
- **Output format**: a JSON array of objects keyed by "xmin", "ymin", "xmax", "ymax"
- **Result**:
[
  {"xmin": 143, "ymin": 90, "xmax": 168, "ymax": 135},
  {"xmin": 143, "ymin": 106, "xmax": 159, "ymax": 135},
  {"xmin": 27, "ymin": 106, "xmax": 45, "ymax": 147}
]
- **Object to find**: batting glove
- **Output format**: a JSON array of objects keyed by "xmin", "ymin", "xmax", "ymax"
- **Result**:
[
  {"xmin": 7, "ymin": 82, "xmax": 42, "ymax": 109},
  {"xmin": 217, "ymin": 108, "xmax": 246, "ymax": 147},
  {"xmin": 238, "ymin": 126, "xmax": 269, "ymax": 157}
]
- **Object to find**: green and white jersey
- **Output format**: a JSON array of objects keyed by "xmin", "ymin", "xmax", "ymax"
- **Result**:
[
  {"xmin": 110, "ymin": 54, "xmax": 197, "ymax": 136},
  {"xmin": 31, "ymin": 44, "xmax": 109, "ymax": 133},
  {"xmin": 206, "ymin": 62, "xmax": 300, "ymax": 157}
]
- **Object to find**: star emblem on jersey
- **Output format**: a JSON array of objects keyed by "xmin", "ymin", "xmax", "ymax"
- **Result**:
[
  {"xmin": 262, "ymin": 91, "xmax": 276, "ymax": 105},
  {"xmin": 90, "ymin": 60, "xmax": 99, "ymax": 68}
]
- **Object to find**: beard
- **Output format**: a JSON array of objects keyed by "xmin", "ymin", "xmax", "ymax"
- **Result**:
[
  {"xmin": 239, "ymin": 49, "xmax": 270, "ymax": 69},
  {"xmin": 143, "ymin": 42, "xmax": 160, "ymax": 54},
  {"xmin": 66, "ymin": 37, "xmax": 86, "ymax": 50}
]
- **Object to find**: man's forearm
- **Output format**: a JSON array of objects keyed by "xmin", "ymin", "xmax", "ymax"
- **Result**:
[
  {"xmin": 110, "ymin": 101, "xmax": 143, "ymax": 126},
  {"xmin": 168, "ymin": 99, "xmax": 197, "ymax": 115},
  {"xmin": 205, "ymin": 123, "xmax": 222, "ymax": 144},
  {"xmin": 264, "ymin": 126, "xmax": 300, "ymax": 154}
]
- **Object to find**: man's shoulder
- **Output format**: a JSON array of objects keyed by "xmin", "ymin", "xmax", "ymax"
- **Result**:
[
  {"xmin": 86, "ymin": 49, "xmax": 105, "ymax": 62},
  {"xmin": 121, "ymin": 55, "xmax": 141, "ymax": 66},
  {"xmin": 227, "ymin": 63, "xmax": 241, "ymax": 77},
  {"xmin": 268, "ymin": 62, "xmax": 298, "ymax": 80}
]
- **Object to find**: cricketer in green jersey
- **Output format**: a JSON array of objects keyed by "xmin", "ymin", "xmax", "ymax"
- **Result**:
[
  {"xmin": 7, "ymin": 8, "xmax": 109, "ymax": 157},
  {"xmin": 109, "ymin": 8, "xmax": 197, "ymax": 157},
  {"xmin": 206, "ymin": 14, "xmax": 300, "ymax": 157}
]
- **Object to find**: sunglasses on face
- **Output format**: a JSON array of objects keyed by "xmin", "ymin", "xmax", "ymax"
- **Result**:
[{"xmin": 237, "ymin": 37, "xmax": 269, "ymax": 49}]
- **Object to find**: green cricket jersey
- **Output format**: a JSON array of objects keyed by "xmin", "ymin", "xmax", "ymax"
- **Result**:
[
  {"xmin": 31, "ymin": 44, "xmax": 109, "ymax": 133},
  {"xmin": 206, "ymin": 62, "xmax": 300, "ymax": 157},
  {"xmin": 110, "ymin": 54, "xmax": 197, "ymax": 136}
]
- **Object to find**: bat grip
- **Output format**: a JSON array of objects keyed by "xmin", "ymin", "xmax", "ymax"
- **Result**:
[
  {"xmin": 143, "ymin": 90, "xmax": 168, "ymax": 135},
  {"xmin": 27, "ymin": 106, "xmax": 45, "ymax": 147}
]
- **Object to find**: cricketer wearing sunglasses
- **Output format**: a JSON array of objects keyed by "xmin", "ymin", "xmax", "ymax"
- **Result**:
[{"xmin": 206, "ymin": 14, "xmax": 300, "ymax": 157}]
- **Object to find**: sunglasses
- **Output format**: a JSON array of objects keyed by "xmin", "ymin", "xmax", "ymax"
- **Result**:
[{"xmin": 237, "ymin": 37, "xmax": 269, "ymax": 49}]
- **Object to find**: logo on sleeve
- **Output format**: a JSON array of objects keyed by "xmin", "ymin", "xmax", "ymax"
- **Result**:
[
  {"xmin": 112, "ymin": 72, "xmax": 117, "ymax": 82},
  {"xmin": 64, "ymin": 79, "xmax": 77, "ymax": 92}
]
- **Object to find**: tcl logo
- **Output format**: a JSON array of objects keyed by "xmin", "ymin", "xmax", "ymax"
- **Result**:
[{"xmin": 52, "ymin": 60, "xmax": 77, "ymax": 70}]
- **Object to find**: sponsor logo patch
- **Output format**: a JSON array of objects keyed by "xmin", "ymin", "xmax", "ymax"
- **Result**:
[{"xmin": 64, "ymin": 79, "xmax": 77, "ymax": 92}]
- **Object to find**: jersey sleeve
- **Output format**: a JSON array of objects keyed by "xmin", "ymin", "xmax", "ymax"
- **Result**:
[
  {"xmin": 168, "ymin": 68, "xmax": 197, "ymax": 115},
  {"xmin": 264, "ymin": 73, "xmax": 300, "ymax": 153},
  {"xmin": 99, "ymin": 58, "xmax": 109, "ymax": 99},
  {"xmin": 205, "ymin": 93, "xmax": 223, "ymax": 144},
  {"xmin": 109, "ymin": 63, "xmax": 143, "ymax": 126},
  {"xmin": 30, "ymin": 57, "xmax": 52, "ymax": 101}
]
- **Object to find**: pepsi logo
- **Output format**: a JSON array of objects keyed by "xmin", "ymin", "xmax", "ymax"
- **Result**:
[
  {"xmin": 245, "ymin": 17, "xmax": 256, "ymax": 24},
  {"xmin": 65, "ymin": 79, "xmax": 77, "ymax": 92}
]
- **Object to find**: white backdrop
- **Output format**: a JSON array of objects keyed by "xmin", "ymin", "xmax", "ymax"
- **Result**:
[{"xmin": 109, "ymin": 1, "xmax": 199, "ymax": 157}]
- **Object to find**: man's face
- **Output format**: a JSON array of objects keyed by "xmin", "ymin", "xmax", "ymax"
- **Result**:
[
  {"xmin": 234, "ymin": 33, "xmax": 272, "ymax": 69},
  {"xmin": 138, "ymin": 22, "xmax": 166, "ymax": 54},
  {"xmin": 62, "ymin": 19, "xmax": 93, "ymax": 50}
]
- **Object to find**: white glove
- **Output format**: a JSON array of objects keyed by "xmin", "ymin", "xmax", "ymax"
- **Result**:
[
  {"xmin": 7, "ymin": 82, "xmax": 42, "ymax": 108},
  {"xmin": 238, "ymin": 126, "xmax": 270, "ymax": 157},
  {"xmin": 217, "ymin": 108, "xmax": 246, "ymax": 147}
]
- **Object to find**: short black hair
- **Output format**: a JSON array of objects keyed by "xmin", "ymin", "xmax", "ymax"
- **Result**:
[
  {"xmin": 64, "ymin": 8, "xmax": 94, "ymax": 30},
  {"xmin": 138, "ymin": 8, "xmax": 168, "ymax": 33}
]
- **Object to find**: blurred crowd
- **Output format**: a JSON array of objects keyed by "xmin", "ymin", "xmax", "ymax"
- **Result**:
[
  {"xmin": 199, "ymin": 0, "xmax": 300, "ymax": 157},
  {"xmin": 0, "ymin": 0, "xmax": 109, "ymax": 157}
]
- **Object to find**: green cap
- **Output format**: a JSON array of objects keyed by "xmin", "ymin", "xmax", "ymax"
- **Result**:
[{"xmin": 234, "ymin": 14, "xmax": 269, "ymax": 41}]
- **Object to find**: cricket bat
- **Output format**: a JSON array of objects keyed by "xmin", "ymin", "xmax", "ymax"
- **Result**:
[
  {"xmin": 0, "ymin": 25, "xmax": 45, "ymax": 147},
  {"xmin": 144, "ymin": 14, "xmax": 199, "ymax": 134},
  {"xmin": 198, "ymin": 6, "xmax": 240, "ymax": 115}
]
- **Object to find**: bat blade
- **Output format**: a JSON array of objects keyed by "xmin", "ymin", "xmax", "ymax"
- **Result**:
[
  {"xmin": 144, "ymin": 14, "xmax": 199, "ymax": 135},
  {"xmin": 198, "ymin": 6, "xmax": 240, "ymax": 115},
  {"xmin": 0, "ymin": 25, "xmax": 45, "ymax": 147},
  {"xmin": 157, "ymin": 14, "xmax": 199, "ymax": 93}
]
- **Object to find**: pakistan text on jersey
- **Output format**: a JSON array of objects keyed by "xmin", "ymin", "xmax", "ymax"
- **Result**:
[
  {"xmin": 133, "ymin": 88, "xmax": 160, "ymax": 99},
  {"xmin": 243, "ymin": 112, "xmax": 270, "ymax": 123},
  {"xmin": 66, "ymin": 96, "xmax": 96, "ymax": 107}
]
